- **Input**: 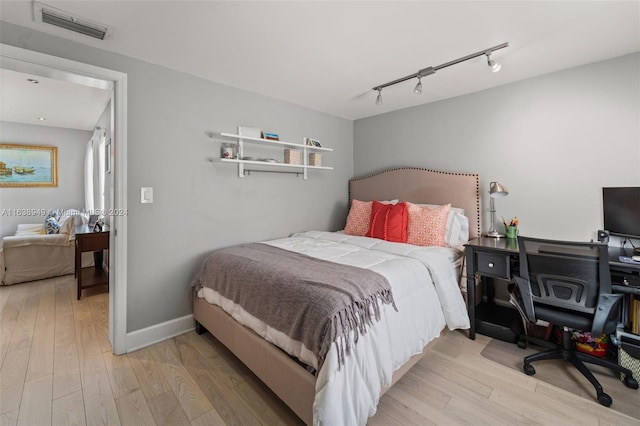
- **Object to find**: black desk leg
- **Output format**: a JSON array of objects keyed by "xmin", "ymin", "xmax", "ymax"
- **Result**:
[
  {"xmin": 466, "ymin": 250, "xmax": 476, "ymax": 340},
  {"xmin": 467, "ymin": 276, "xmax": 476, "ymax": 340}
]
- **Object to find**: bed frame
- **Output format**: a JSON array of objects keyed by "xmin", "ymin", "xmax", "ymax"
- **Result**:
[
  {"xmin": 349, "ymin": 167, "xmax": 481, "ymax": 239},
  {"xmin": 194, "ymin": 167, "xmax": 480, "ymax": 424}
]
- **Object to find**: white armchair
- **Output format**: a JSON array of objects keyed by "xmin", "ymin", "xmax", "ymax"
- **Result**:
[{"xmin": 1, "ymin": 211, "xmax": 94, "ymax": 285}]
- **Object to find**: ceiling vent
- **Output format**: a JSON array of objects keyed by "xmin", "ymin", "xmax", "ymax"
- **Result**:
[{"xmin": 33, "ymin": 2, "xmax": 111, "ymax": 40}]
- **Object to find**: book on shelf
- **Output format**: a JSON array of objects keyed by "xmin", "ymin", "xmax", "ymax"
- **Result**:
[
  {"xmin": 262, "ymin": 132, "xmax": 279, "ymax": 141},
  {"xmin": 625, "ymin": 295, "xmax": 640, "ymax": 335},
  {"xmin": 633, "ymin": 297, "xmax": 639, "ymax": 335}
]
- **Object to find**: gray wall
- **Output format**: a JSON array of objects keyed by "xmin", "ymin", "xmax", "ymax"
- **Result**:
[
  {"xmin": 5, "ymin": 19, "xmax": 636, "ymax": 335},
  {"xmin": 1, "ymin": 21, "xmax": 354, "ymax": 333},
  {"xmin": 354, "ymin": 53, "xmax": 640, "ymax": 241},
  {"xmin": 0, "ymin": 121, "xmax": 89, "ymax": 237}
]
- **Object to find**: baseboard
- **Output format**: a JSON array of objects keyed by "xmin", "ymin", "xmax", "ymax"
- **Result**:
[{"xmin": 126, "ymin": 313, "xmax": 195, "ymax": 353}]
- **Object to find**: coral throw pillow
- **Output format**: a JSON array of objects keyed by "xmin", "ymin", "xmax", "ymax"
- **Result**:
[
  {"xmin": 367, "ymin": 201, "xmax": 408, "ymax": 243},
  {"xmin": 407, "ymin": 203, "xmax": 451, "ymax": 246},
  {"xmin": 344, "ymin": 200, "xmax": 373, "ymax": 236}
]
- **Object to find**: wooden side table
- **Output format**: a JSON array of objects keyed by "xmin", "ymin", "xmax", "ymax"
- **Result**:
[{"xmin": 75, "ymin": 224, "xmax": 109, "ymax": 300}]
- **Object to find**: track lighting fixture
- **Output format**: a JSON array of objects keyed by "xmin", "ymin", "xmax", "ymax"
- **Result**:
[
  {"xmin": 486, "ymin": 53, "xmax": 501, "ymax": 73},
  {"xmin": 373, "ymin": 42, "xmax": 508, "ymax": 104},
  {"xmin": 414, "ymin": 75, "xmax": 423, "ymax": 94},
  {"xmin": 375, "ymin": 88, "xmax": 383, "ymax": 105}
]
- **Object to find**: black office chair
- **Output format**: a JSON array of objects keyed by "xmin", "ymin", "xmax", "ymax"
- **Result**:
[{"xmin": 513, "ymin": 236, "xmax": 638, "ymax": 406}]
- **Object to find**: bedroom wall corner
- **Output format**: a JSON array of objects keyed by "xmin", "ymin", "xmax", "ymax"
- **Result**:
[{"xmin": 353, "ymin": 52, "xmax": 640, "ymax": 241}]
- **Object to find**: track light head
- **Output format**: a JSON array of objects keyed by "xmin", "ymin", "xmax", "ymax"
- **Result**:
[
  {"xmin": 413, "ymin": 76, "xmax": 423, "ymax": 94},
  {"xmin": 375, "ymin": 88, "xmax": 383, "ymax": 105},
  {"xmin": 486, "ymin": 53, "xmax": 501, "ymax": 73}
]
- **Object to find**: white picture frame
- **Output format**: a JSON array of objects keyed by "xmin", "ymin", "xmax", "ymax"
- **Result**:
[
  {"xmin": 238, "ymin": 126, "xmax": 261, "ymax": 139},
  {"xmin": 304, "ymin": 137, "xmax": 322, "ymax": 148}
]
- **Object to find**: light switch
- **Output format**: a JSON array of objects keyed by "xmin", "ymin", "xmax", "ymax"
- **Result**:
[{"xmin": 141, "ymin": 187, "xmax": 153, "ymax": 204}]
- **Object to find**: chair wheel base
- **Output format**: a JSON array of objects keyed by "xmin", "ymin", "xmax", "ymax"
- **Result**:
[
  {"xmin": 523, "ymin": 364, "xmax": 536, "ymax": 376},
  {"xmin": 597, "ymin": 392, "xmax": 612, "ymax": 407},
  {"xmin": 623, "ymin": 376, "xmax": 639, "ymax": 389}
]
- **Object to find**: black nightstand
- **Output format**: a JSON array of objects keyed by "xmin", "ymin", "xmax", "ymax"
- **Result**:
[{"xmin": 465, "ymin": 237, "xmax": 522, "ymax": 341}]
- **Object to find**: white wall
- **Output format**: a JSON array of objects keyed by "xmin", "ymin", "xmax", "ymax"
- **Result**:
[
  {"xmin": 0, "ymin": 121, "xmax": 89, "ymax": 237},
  {"xmin": 0, "ymin": 21, "xmax": 354, "ymax": 333},
  {"xmin": 354, "ymin": 53, "xmax": 640, "ymax": 241}
]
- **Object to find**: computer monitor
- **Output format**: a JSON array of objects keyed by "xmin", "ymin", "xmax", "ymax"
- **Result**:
[{"xmin": 603, "ymin": 187, "xmax": 640, "ymax": 239}]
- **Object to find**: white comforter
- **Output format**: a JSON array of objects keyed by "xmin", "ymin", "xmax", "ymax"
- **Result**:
[{"xmin": 198, "ymin": 230, "xmax": 470, "ymax": 426}]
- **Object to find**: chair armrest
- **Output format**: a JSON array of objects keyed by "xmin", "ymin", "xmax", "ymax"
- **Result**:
[
  {"xmin": 2, "ymin": 234, "xmax": 72, "ymax": 249},
  {"xmin": 513, "ymin": 275, "xmax": 536, "ymax": 323},
  {"xmin": 591, "ymin": 293, "xmax": 623, "ymax": 336}
]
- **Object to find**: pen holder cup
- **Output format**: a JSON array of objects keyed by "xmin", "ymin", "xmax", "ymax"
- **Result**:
[{"xmin": 506, "ymin": 226, "xmax": 518, "ymax": 239}]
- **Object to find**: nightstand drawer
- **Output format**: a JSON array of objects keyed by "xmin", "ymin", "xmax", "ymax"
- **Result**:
[
  {"xmin": 77, "ymin": 232, "xmax": 109, "ymax": 252},
  {"xmin": 476, "ymin": 252, "xmax": 511, "ymax": 279}
]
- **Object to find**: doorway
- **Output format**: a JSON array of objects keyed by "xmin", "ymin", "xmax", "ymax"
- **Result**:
[{"xmin": 0, "ymin": 43, "xmax": 128, "ymax": 354}]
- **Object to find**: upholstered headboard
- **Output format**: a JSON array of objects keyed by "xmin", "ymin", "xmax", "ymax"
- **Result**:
[{"xmin": 348, "ymin": 167, "xmax": 481, "ymax": 239}]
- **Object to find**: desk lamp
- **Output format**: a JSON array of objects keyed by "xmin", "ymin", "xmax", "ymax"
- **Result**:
[{"xmin": 486, "ymin": 181, "xmax": 509, "ymax": 238}]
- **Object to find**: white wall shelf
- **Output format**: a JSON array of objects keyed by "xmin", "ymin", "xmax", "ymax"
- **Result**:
[
  {"xmin": 220, "ymin": 133, "xmax": 333, "ymax": 152},
  {"xmin": 218, "ymin": 131, "xmax": 333, "ymax": 179},
  {"xmin": 220, "ymin": 158, "xmax": 333, "ymax": 170}
]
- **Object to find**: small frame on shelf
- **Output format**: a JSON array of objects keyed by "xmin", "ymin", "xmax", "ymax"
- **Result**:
[
  {"xmin": 88, "ymin": 214, "xmax": 99, "ymax": 228},
  {"xmin": 304, "ymin": 137, "xmax": 322, "ymax": 148},
  {"xmin": 221, "ymin": 142, "xmax": 237, "ymax": 159}
]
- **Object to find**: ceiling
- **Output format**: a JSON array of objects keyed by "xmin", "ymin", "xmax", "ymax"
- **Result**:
[
  {"xmin": 0, "ymin": 68, "xmax": 111, "ymax": 131},
  {"xmin": 0, "ymin": 1, "xmax": 639, "ymax": 127}
]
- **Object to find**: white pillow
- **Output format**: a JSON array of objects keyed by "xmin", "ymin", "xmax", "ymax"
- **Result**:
[
  {"xmin": 59, "ymin": 209, "xmax": 89, "ymax": 241},
  {"xmin": 418, "ymin": 204, "xmax": 469, "ymax": 248},
  {"xmin": 58, "ymin": 214, "xmax": 75, "ymax": 235},
  {"xmin": 447, "ymin": 211, "xmax": 469, "ymax": 248}
]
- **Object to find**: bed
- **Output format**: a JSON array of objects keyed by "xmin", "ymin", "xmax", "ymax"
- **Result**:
[{"xmin": 192, "ymin": 167, "xmax": 480, "ymax": 425}]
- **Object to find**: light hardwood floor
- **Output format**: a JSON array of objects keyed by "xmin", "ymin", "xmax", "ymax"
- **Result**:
[{"xmin": 1, "ymin": 275, "xmax": 638, "ymax": 426}]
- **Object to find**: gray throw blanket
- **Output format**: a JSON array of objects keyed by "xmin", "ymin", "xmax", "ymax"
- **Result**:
[{"xmin": 191, "ymin": 243, "xmax": 396, "ymax": 370}]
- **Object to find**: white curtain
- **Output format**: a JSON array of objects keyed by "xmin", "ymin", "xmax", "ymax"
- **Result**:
[
  {"xmin": 95, "ymin": 131, "xmax": 106, "ymax": 214},
  {"xmin": 84, "ymin": 137, "xmax": 95, "ymax": 212},
  {"xmin": 85, "ymin": 128, "xmax": 106, "ymax": 214}
]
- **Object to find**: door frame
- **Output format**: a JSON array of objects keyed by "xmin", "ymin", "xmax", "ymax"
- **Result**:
[{"xmin": 1, "ymin": 43, "xmax": 128, "ymax": 354}]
